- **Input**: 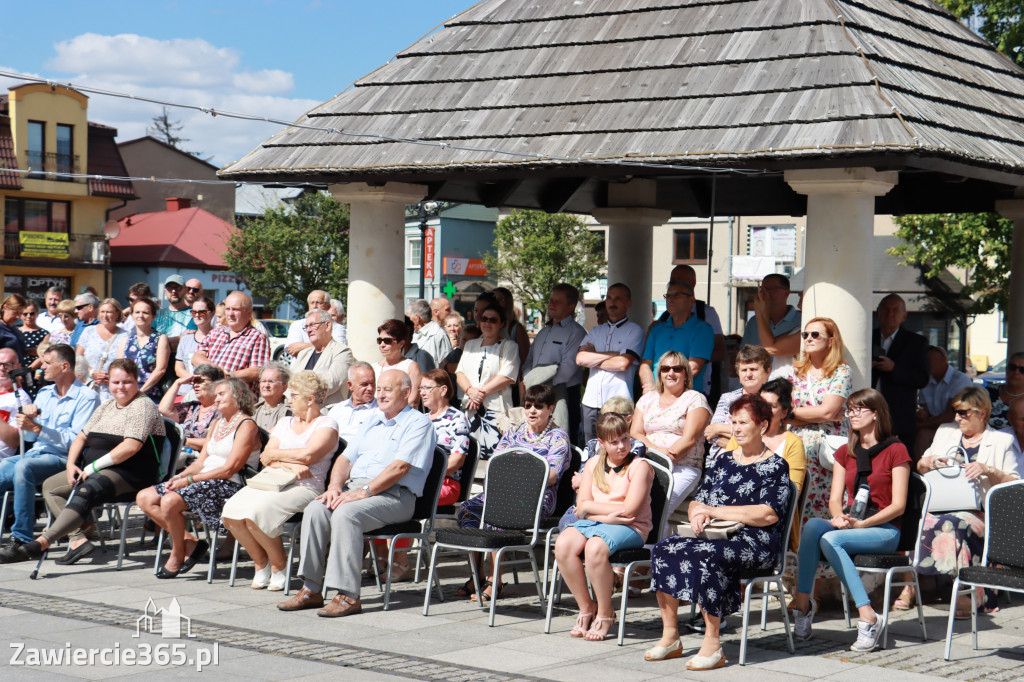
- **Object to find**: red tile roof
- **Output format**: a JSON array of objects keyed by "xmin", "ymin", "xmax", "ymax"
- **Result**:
[
  {"xmin": 111, "ymin": 205, "xmax": 234, "ymax": 269},
  {"xmin": 0, "ymin": 115, "xmax": 22, "ymax": 189},
  {"xmin": 86, "ymin": 123, "xmax": 136, "ymax": 199}
]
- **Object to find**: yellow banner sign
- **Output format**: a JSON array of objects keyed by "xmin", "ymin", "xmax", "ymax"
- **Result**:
[{"xmin": 19, "ymin": 231, "xmax": 69, "ymax": 259}]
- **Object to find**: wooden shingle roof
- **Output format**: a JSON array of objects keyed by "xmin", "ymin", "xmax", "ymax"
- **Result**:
[{"xmin": 220, "ymin": 0, "xmax": 1024, "ymax": 215}]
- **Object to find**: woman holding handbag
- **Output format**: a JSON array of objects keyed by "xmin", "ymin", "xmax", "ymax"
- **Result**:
[{"xmin": 910, "ymin": 387, "xmax": 1017, "ymax": 617}]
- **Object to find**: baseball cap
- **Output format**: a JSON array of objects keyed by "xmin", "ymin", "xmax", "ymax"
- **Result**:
[{"xmin": 164, "ymin": 275, "xmax": 185, "ymax": 288}]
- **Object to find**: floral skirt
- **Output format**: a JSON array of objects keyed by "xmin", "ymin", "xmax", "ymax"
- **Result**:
[
  {"xmin": 155, "ymin": 478, "xmax": 243, "ymax": 532},
  {"xmin": 917, "ymin": 511, "xmax": 985, "ymax": 576},
  {"xmin": 467, "ymin": 409, "xmax": 502, "ymax": 458}
]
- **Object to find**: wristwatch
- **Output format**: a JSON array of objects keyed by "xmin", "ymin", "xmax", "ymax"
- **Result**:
[{"xmin": 361, "ymin": 484, "xmax": 373, "ymax": 496}]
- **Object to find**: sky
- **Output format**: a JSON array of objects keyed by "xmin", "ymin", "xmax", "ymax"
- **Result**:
[{"xmin": 0, "ymin": 0, "xmax": 476, "ymax": 166}]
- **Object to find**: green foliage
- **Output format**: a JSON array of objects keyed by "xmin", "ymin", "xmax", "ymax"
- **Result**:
[
  {"xmin": 936, "ymin": 1, "xmax": 1024, "ymax": 64},
  {"xmin": 483, "ymin": 209, "xmax": 606, "ymax": 314},
  {"xmin": 887, "ymin": 212, "xmax": 1012, "ymax": 313},
  {"xmin": 224, "ymin": 193, "xmax": 350, "ymax": 310}
]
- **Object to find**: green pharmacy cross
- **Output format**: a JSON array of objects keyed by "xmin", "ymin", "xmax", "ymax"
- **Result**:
[{"xmin": 442, "ymin": 281, "xmax": 457, "ymax": 299}]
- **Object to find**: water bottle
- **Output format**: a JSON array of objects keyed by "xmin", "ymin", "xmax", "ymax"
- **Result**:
[{"xmin": 851, "ymin": 484, "xmax": 871, "ymax": 520}]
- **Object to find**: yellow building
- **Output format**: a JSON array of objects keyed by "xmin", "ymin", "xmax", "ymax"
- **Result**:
[{"xmin": 1, "ymin": 83, "xmax": 135, "ymax": 300}]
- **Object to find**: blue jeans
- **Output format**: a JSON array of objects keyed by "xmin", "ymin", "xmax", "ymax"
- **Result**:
[
  {"xmin": 797, "ymin": 518, "xmax": 900, "ymax": 608},
  {"xmin": 0, "ymin": 450, "xmax": 68, "ymax": 542}
]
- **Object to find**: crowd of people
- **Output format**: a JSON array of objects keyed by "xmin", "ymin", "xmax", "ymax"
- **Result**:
[{"xmin": 0, "ymin": 268, "xmax": 1021, "ymax": 671}]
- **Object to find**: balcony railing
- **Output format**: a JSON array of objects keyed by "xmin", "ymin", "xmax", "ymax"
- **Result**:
[
  {"xmin": 26, "ymin": 151, "xmax": 81, "ymax": 182},
  {"xmin": 2, "ymin": 232, "xmax": 108, "ymax": 264}
]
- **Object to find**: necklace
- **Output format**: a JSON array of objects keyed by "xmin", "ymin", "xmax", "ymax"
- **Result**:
[
  {"xmin": 961, "ymin": 433, "xmax": 983, "ymax": 446},
  {"xmin": 1002, "ymin": 385, "xmax": 1024, "ymax": 398},
  {"xmin": 738, "ymin": 445, "xmax": 770, "ymax": 465},
  {"xmin": 524, "ymin": 418, "xmax": 554, "ymax": 442},
  {"xmin": 216, "ymin": 412, "xmax": 242, "ymax": 439}
]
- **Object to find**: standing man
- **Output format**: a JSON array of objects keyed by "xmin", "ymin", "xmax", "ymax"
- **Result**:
[
  {"xmin": 0, "ymin": 344, "xmax": 98, "ymax": 551},
  {"xmin": 664, "ymin": 265, "xmax": 727, "ymax": 398},
  {"xmin": 430, "ymin": 297, "xmax": 452, "ymax": 327},
  {"xmin": 328, "ymin": 299, "xmax": 348, "ymax": 345},
  {"xmin": 915, "ymin": 346, "xmax": 974, "ymax": 458},
  {"xmin": 575, "ymin": 283, "xmax": 644, "ymax": 442},
  {"xmin": 38, "ymin": 286, "xmax": 65, "ymax": 334},
  {"xmin": 193, "ymin": 291, "xmax": 271, "ymax": 387},
  {"xmin": 640, "ymin": 280, "xmax": 715, "ymax": 395},
  {"xmin": 407, "ymin": 299, "xmax": 451, "ymax": 368},
  {"xmin": 327, "ymin": 362, "xmax": 379, "ymax": 440},
  {"xmin": 183, "ymin": 278, "xmax": 204, "ymax": 307},
  {"xmin": 294, "ymin": 310, "xmax": 353, "ymax": 408},
  {"xmin": 154, "ymin": 275, "xmax": 193, "ymax": 339},
  {"xmin": 68, "ymin": 293, "xmax": 100, "ymax": 348},
  {"xmin": 741, "ymin": 274, "xmax": 802, "ymax": 376},
  {"xmin": 523, "ymin": 284, "xmax": 587, "ymax": 445},
  {"xmin": 871, "ymin": 294, "xmax": 929, "ymax": 453},
  {"xmin": 276, "ymin": 369, "xmax": 435, "ymax": 617},
  {"xmin": 287, "ymin": 290, "xmax": 339, "ymax": 358}
]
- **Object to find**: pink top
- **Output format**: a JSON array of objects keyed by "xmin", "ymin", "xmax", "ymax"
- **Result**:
[
  {"xmin": 636, "ymin": 389, "xmax": 710, "ymax": 469},
  {"xmin": 585, "ymin": 456, "xmax": 653, "ymax": 540}
]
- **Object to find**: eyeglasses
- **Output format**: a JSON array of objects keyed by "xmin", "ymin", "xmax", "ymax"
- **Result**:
[
  {"xmin": 0, "ymin": 361, "xmax": 16, "ymax": 370},
  {"xmin": 191, "ymin": 309, "xmax": 211, "ymax": 317},
  {"xmin": 801, "ymin": 330, "xmax": 828, "ymax": 340},
  {"xmin": 419, "ymin": 384, "xmax": 441, "ymax": 392},
  {"xmin": 478, "ymin": 316, "xmax": 500, "ymax": 324},
  {"xmin": 185, "ymin": 286, "xmax": 201, "ymax": 293},
  {"xmin": 664, "ymin": 291, "xmax": 692, "ymax": 299},
  {"xmin": 846, "ymin": 406, "xmax": 873, "ymax": 417},
  {"xmin": 259, "ymin": 379, "xmax": 283, "ymax": 385},
  {"xmin": 21, "ymin": 311, "xmax": 37, "ymax": 316},
  {"xmin": 954, "ymin": 409, "xmax": 975, "ymax": 419},
  {"xmin": 305, "ymin": 321, "xmax": 327, "ymax": 332},
  {"xmin": 1007, "ymin": 363, "xmax": 1024, "ymax": 374},
  {"xmin": 659, "ymin": 364, "xmax": 686, "ymax": 374},
  {"xmin": 376, "ymin": 337, "xmax": 396, "ymax": 345}
]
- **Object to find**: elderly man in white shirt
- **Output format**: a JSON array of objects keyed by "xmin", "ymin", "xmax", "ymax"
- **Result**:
[
  {"xmin": 327, "ymin": 362, "xmax": 379, "ymax": 441},
  {"xmin": 915, "ymin": 346, "xmax": 975, "ymax": 458},
  {"xmin": 287, "ymin": 290, "xmax": 346, "ymax": 357},
  {"xmin": 407, "ymin": 298, "xmax": 451, "ymax": 368}
]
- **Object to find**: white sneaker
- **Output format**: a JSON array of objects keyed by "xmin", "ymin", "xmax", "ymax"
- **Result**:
[
  {"xmin": 789, "ymin": 597, "xmax": 816, "ymax": 640},
  {"xmin": 851, "ymin": 615, "xmax": 886, "ymax": 652},
  {"xmin": 251, "ymin": 564, "xmax": 271, "ymax": 589},
  {"xmin": 267, "ymin": 570, "xmax": 287, "ymax": 592}
]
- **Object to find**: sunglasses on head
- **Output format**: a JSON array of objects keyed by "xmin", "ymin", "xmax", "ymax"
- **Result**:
[
  {"xmin": 1007, "ymin": 363, "xmax": 1024, "ymax": 374},
  {"xmin": 801, "ymin": 330, "xmax": 827, "ymax": 340},
  {"xmin": 376, "ymin": 336, "xmax": 396, "ymax": 345},
  {"xmin": 659, "ymin": 364, "xmax": 686, "ymax": 374}
]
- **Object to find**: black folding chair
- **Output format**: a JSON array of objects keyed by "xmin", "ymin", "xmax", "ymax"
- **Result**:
[
  {"xmin": 423, "ymin": 446, "xmax": 550, "ymax": 626},
  {"xmin": 434, "ymin": 436, "xmax": 479, "ymax": 517},
  {"xmin": 944, "ymin": 480, "xmax": 1024, "ymax": 660}
]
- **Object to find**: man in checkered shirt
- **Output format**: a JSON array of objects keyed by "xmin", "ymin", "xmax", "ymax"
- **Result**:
[{"xmin": 192, "ymin": 291, "xmax": 270, "ymax": 386}]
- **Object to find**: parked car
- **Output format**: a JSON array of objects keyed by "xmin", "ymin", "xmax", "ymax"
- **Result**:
[
  {"xmin": 974, "ymin": 358, "xmax": 1006, "ymax": 387},
  {"xmin": 261, "ymin": 319, "xmax": 292, "ymax": 362}
]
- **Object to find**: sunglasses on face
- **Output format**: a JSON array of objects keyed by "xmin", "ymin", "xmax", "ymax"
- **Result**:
[
  {"xmin": 75, "ymin": 304, "xmax": 90, "ymax": 311},
  {"xmin": 659, "ymin": 364, "xmax": 686, "ymax": 374},
  {"xmin": 954, "ymin": 409, "xmax": 975, "ymax": 419},
  {"xmin": 185, "ymin": 286, "xmax": 201, "ymax": 293},
  {"xmin": 801, "ymin": 330, "xmax": 827, "ymax": 340},
  {"xmin": 479, "ymin": 316, "xmax": 500, "ymax": 324},
  {"xmin": 523, "ymin": 401, "xmax": 549, "ymax": 410},
  {"xmin": 376, "ymin": 337, "xmax": 396, "ymax": 345},
  {"xmin": 191, "ymin": 309, "xmax": 210, "ymax": 317},
  {"xmin": 1007, "ymin": 363, "xmax": 1024, "ymax": 374},
  {"xmin": 21, "ymin": 311, "xmax": 37, "ymax": 316}
]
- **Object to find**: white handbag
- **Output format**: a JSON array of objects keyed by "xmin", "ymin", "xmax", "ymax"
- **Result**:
[
  {"xmin": 924, "ymin": 446, "xmax": 984, "ymax": 513},
  {"xmin": 817, "ymin": 434, "xmax": 848, "ymax": 471}
]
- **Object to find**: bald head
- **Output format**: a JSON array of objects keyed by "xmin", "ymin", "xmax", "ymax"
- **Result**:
[
  {"xmin": 431, "ymin": 297, "xmax": 451, "ymax": 325},
  {"xmin": 307, "ymin": 290, "xmax": 331, "ymax": 312},
  {"xmin": 877, "ymin": 294, "xmax": 907, "ymax": 337},
  {"xmin": 223, "ymin": 292, "xmax": 253, "ymax": 332},
  {"xmin": 0, "ymin": 348, "xmax": 18, "ymax": 378},
  {"xmin": 376, "ymin": 369, "xmax": 411, "ymax": 418},
  {"xmin": 670, "ymin": 264, "xmax": 697, "ymax": 289}
]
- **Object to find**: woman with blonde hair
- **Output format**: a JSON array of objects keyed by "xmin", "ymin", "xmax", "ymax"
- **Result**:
[
  {"xmin": 48, "ymin": 299, "xmax": 78, "ymax": 347},
  {"xmin": 785, "ymin": 317, "xmax": 851, "ymax": 529},
  {"xmin": 76, "ymin": 298, "xmax": 126, "ymax": 401}
]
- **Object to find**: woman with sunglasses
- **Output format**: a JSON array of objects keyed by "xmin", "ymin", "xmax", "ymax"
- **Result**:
[
  {"xmin": 159, "ymin": 363, "xmax": 225, "ymax": 458},
  {"xmin": 48, "ymin": 299, "xmax": 78, "ymax": 347},
  {"xmin": 372, "ymin": 319, "xmax": 422, "ymax": 407},
  {"xmin": 985, "ymin": 351, "xmax": 1024, "ymax": 431},
  {"xmin": 76, "ymin": 298, "xmax": 126, "ymax": 402},
  {"xmin": 173, "ymin": 296, "xmax": 216, "ymax": 402},
  {"xmin": 0, "ymin": 294, "xmax": 28, "ymax": 365},
  {"xmin": 631, "ymin": 350, "xmax": 711, "ymax": 529},
  {"xmin": 912, "ymin": 386, "xmax": 1017, "ymax": 616},
  {"xmin": 455, "ymin": 303, "xmax": 521, "ymax": 456},
  {"xmin": 785, "ymin": 317, "xmax": 851, "ymax": 532},
  {"xmin": 117, "ymin": 298, "xmax": 170, "ymax": 402},
  {"xmin": 19, "ymin": 301, "xmax": 49, "ymax": 365}
]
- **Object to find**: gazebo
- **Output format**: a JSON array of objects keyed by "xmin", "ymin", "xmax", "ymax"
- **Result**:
[{"xmin": 220, "ymin": 0, "xmax": 1024, "ymax": 385}]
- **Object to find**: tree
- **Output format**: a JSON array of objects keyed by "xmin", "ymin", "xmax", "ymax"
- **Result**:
[
  {"xmin": 224, "ymin": 193, "xmax": 350, "ymax": 310},
  {"xmin": 887, "ymin": 212, "xmax": 1012, "ymax": 313},
  {"xmin": 937, "ymin": 1, "xmax": 1024, "ymax": 64},
  {"xmin": 483, "ymin": 209, "xmax": 606, "ymax": 315},
  {"xmin": 146, "ymin": 107, "xmax": 211, "ymax": 161}
]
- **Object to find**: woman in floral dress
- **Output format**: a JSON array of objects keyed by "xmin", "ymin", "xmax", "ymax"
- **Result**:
[
  {"xmin": 117, "ymin": 297, "xmax": 169, "ymax": 401},
  {"xmin": 786, "ymin": 317, "xmax": 851, "ymax": 530}
]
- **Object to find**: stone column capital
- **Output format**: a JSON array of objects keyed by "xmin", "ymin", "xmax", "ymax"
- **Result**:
[
  {"xmin": 329, "ymin": 182, "xmax": 427, "ymax": 206},
  {"xmin": 784, "ymin": 167, "xmax": 898, "ymax": 197},
  {"xmin": 592, "ymin": 206, "xmax": 671, "ymax": 228},
  {"xmin": 995, "ymin": 199, "xmax": 1024, "ymax": 221}
]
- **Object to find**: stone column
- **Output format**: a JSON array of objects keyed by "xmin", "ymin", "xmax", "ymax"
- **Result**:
[
  {"xmin": 592, "ymin": 207, "xmax": 671, "ymax": 328},
  {"xmin": 329, "ymin": 182, "xmax": 426, "ymax": 363},
  {"xmin": 996, "ymin": 199, "xmax": 1024, "ymax": 354},
  {"xmin": 785, "ymin": 168, "xmax": 898, "ymax": 388}
]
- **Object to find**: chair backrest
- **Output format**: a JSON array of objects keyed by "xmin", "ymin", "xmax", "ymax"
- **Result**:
[
  {"xmin": 774, "ymin": 479, "xmax": 801, "ymax": 572},
  {"xmin": 899, "ymin": 473, "xmax": 931, "ymax": 555},
  {"xmin": 158, "ymin": 418, "xmax": 184, "ymax": 482},
  {"xmin": 551, "ymin": 446, "xmax": 583, "ymax": 517},
  {"xmin": 411, "ymin": 446, "xmax": 449, "ymax": 528},
  {"xmin": 480, "ymin": 447, "xmax": 550, "ymax": 532},
  {"xmin": 324, "ymin": 437, "xmax": 348, "ymax": 487},
  {"xmin": 981, "ymin": 480, "xmax": 1024, "ymax": 568},
  {"xmin": 455, "ymin": 436, "xmax": 480, "ymax": 504},
  {"xmin": 643, "ymin": 455, "xmax": 674, "ymax": 544}
]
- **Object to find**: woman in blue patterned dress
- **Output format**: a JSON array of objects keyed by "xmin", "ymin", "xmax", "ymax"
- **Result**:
[
  {"xmin": 645, "ymin": 394, "xmax": 790, "ymax": 670},
  {"xmin": 117, "ymin": 297, "xmax": 169, "ymax": 401},
  {"xmin": 455, "ymin": 383, "xmax": 570, "ymax": 601}
]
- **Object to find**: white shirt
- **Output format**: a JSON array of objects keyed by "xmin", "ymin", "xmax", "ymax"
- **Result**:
[
  {"xmin": 524, "ymin": 316, "xmax": 588, "ymax": 387},
  {"xmin": 411, "ymin": 320, "xmax": 452, "ymax": 368},
  {"xmin": 327, "ymin": 398, "xmax": 380, "ymax": 441},
  {"xmin": 37, "ymin": 311, "xmax": 65, "ymax": 335},
  {"xmin": 579, "ymin": 317, "xmax": 645, "ymax": 408},
  {"xmin": 286, "ymin": 318, "xmax": 347, "ymax": 348},
  {"xmin": 921, "ymin": 365, "xmax": 975, "ymax": 418}
]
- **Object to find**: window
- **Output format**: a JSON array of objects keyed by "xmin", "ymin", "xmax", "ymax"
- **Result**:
[
  {"xmin": 747, "ymin": 224, "xmax": 797, "ymax": 275},
  {"xmin": 56, "ymin": 124, "xmax": 73, "ymax": 180},
  {"xmin": 673, "ymin": 228, "xmax": 708, "ymax": 264},
  {"xmin": 4, "ymin": 197, "xmax": 71, "ymax": 233},
  {"xmin": 590, "ymin": 229, "xmax": 606, "ymax": 260},
  {"xmin": 998, "ymin": 308, "xmax": 1008, "ymax": 343},
  {"xmin": 407, "ymin": 238, "xmax": 422, "ymax": 269},
  {"xmin": 27, "ymin": 121, "xmax": 44, "ymax": 176}
]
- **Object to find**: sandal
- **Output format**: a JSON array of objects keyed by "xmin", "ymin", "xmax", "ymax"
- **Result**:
[
  {"xmin": 893, "ymin": 586, "xmax": 915, "ymax": 611},
  {"xmin": 455, "ymin": 578, "xmax": 477, "ymax": 598},
  {"xmin": 470, "ymin": 580, "xmax": 503, "ymax": 603},
  {"xmin": 570, "ymin": 611, "xmax": 595, "ymax": 638},
  {"xmin": 584, "ymin": 614, "xmax": 616, "ymax": 641},
  {"xmin": 954, "ymin": 596, "xmax": 973, "ymax": 620}
]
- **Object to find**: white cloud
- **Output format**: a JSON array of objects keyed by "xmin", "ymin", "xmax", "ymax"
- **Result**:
[{"xmin": 0, "ymin": 33, "xmax": 323, "ymax": 165}]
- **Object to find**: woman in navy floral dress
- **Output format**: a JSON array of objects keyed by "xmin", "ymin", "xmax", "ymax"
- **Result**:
[
  {"xmin": 118, "ymin": 298, "xmax": 169, "ymax": 401},
  {"xmin": 645, "ymin": 394, "xmax": 790, "ymax": 671}
]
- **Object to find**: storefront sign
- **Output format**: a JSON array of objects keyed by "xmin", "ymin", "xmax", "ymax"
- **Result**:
[
  {"xmin": 443, "ymin": 257, "xmax": 487, "ymax": 276},
  {"xmin": 19, "ymin": 231, "xmax": 69, "ymax": 259},
  {"xmin": 424, "ymin": 228, "xmax": 435, "ymax": 279}
]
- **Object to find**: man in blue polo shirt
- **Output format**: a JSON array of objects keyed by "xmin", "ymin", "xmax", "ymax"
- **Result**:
[{"xmin": 639, "ymin": 280, "xmax": 715, "ymax": 394}]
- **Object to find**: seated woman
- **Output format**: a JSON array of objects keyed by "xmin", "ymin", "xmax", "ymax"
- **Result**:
[
  {"xmin": 221, "ymin": 371, "xmax": 338, "ymax": 592},
  {"xmin": 253, "ymin": 362, "xmax": 291, "ymax": 432},
  {"xmin": 788, "ymin": 388, "xmax": 911, "ymax": 653},
  {"xmin": 159, "ymin": 363, "xmax": 225, "ymax": 462},
  {"xmin": 555, "ymin": 412, "xmax": 653, "ymax": 641},
  {"xmin": 139, "ymin": 377, "xmax": 261, "ymax": 578},
  {"xmin": 455, "ymin": 383, "xmax": 570, "ymax": 602},
  {"xmin": 0, "ymin": 359, "xmax": 166, "ymax": 565},
  {"xmin": 909, "ymin": 386, "xmax": 1017, "ymax": 616},
  {"xmin": 632, "ymin": 350, "xmax": 711, "ymax": 531},
  {"xmin": 645, "ymin": 394, "xmax": 790, "ymax": 670}
]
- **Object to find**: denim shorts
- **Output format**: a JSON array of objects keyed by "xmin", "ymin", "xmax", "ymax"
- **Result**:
[{"xmin": 569, "ymin": 519, "xmax": 644, "ymax": 554}]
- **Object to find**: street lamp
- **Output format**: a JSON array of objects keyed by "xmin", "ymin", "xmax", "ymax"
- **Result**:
[{"xmin": 417, "ymin": 201, "xmax": 440, "ymax": 299}]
